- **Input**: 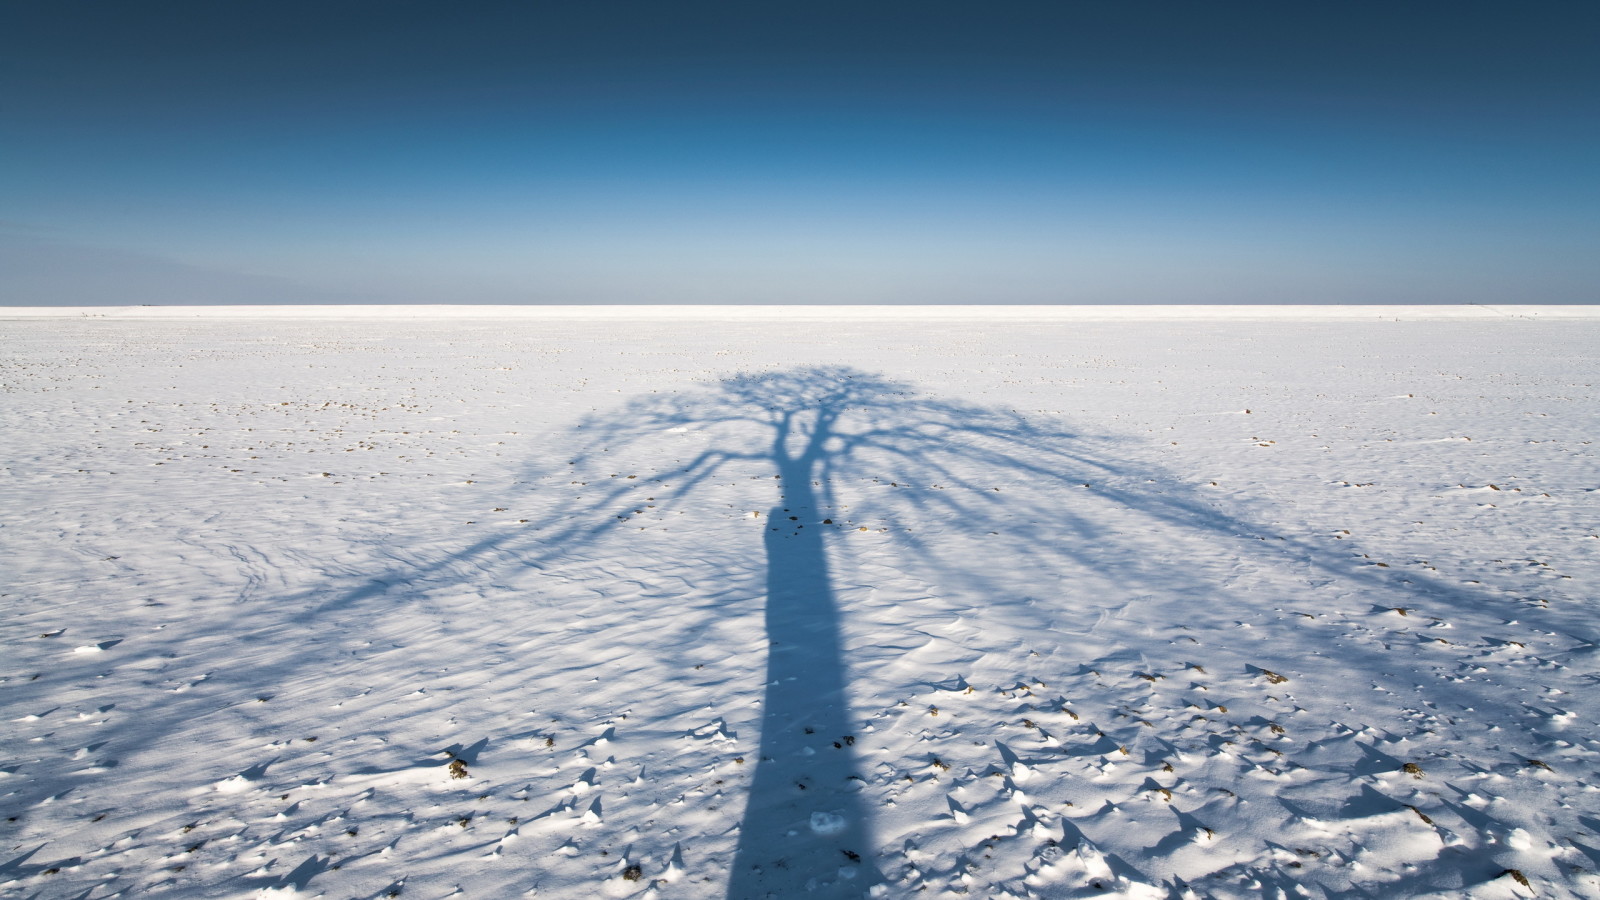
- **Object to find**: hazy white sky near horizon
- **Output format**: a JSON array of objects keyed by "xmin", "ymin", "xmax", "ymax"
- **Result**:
[{"xmin": 4, "ymin": 2, "xmax": 1597, "ymax": 305}]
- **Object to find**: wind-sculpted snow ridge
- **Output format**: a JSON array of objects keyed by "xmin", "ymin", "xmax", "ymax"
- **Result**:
[{"xmin": 2, "ymin": 316, "xmax": 1598, "ymax": 899}]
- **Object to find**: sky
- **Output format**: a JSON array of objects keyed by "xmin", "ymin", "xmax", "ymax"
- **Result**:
[{"xmin": 3, "ymin": 1, "xmax": 1597, "ymax": 305}]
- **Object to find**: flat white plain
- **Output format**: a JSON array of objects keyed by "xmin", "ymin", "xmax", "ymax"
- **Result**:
[{"xmin": 3, "ymin": 307, "xmax": 1597, "ymax": 899}]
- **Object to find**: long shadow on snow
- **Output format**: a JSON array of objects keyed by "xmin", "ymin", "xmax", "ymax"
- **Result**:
[
  {"xmin": 67, "ymin": 365, "xmax": 1574, "ymax": 899},
  {"xmin": 474, "ymin": 366, "xmax": 1550, "ymax": 899}
]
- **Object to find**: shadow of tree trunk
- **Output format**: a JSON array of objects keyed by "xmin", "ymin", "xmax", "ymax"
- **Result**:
[{"xmin": 727, "ymin": 409, "xmax": 882, "ymax": 897}]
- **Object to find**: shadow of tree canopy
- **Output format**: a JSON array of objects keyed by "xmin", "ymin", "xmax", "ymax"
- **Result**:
[{"xmin": 519, "ymin": 362, "xmax": 1432, "ymax": 646}]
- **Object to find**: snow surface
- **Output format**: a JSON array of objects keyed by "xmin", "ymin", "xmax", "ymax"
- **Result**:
[{"xmin": 3, "ymin": 308, "xmax": 1598, "ymax": 899}]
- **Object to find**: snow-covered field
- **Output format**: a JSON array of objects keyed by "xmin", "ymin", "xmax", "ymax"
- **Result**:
[{"xmin": 4, "ymin": 306, "xmax": 1599, "ymax": 900}]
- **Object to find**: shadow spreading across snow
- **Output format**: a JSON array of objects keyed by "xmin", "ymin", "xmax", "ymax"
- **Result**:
[
  {"xmin": 286, "ymin": 363, "xmax": 1544, "ymax": 679},
  {"xmin": 36, "ymin": 364, "xmax": 1581, "ymax": 898}
]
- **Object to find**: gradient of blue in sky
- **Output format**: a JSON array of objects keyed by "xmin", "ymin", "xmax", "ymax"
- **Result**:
[{"xmin": 3, "ymin": 1, "xmax": 1597, "ymax": 304}]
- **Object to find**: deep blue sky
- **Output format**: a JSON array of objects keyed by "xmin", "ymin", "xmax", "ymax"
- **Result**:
[{"xmin": 4, "ymin": 1, "xmax": 1597, "ymax": 304}]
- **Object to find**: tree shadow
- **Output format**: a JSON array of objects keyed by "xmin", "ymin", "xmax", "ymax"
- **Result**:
[
  {"xmin": 527, "ymin": 365, "xmax": 1543, "ymax": 898},
  {"xmin": 24, "ymin": 363, "xmax": 1560, "ymax": 899}
]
